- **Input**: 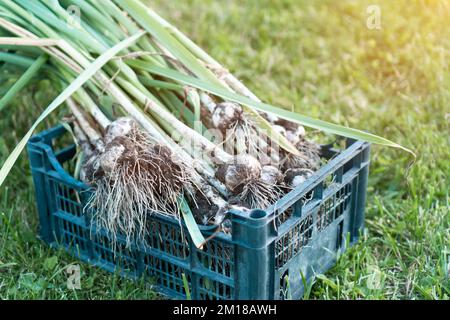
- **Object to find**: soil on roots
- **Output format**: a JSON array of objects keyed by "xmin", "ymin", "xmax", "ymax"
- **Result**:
[{"xmin": 189, "ymin": 189, "xmax": 220, "ymax": 225}]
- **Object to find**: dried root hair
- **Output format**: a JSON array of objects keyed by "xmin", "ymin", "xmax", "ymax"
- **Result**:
[
  {"xmin": 280, "ymin": 138, "xmax": 322, "ymax": 171},
  {"xmin": 212, "ymin": 102, "xmax": 263, "ymax": 158},
  {"xmin": 235, "ymin": 179, "xmax": 284, "ymax": 210},
  {"xmin": 84, "ymin": 118, "xmax": 191, "ymax": 247},
  {"xmin": 217, "ymin": 155, "xmax": 284, "ymax": 210}
]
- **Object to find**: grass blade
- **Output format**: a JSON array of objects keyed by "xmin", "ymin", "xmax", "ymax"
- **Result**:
[
  {"xmin": 0, "ymin": 54, "xmax": 47, "ymax": 112},
  {"xmin": 181, "ymin": 273, "xmax": 191, "ymax": 300},
  {"xmin": 130, "ymin": 61, "xmax": 414, "ymax": 155},
  {"xmin": 0, "ymin": 30, "xmax": 146, "ymax": 188}
]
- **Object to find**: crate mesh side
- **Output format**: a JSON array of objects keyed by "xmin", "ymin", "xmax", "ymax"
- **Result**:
[
  {"xmin": 316, "ymin": 183, "xmax": 352, "ymax": 231},
  {"xmin": 53, "ymin": 179, "xmax": 84, "ymax": 217},
  {"xmin": 144, "ymin": 255, "xmax": 190, "ymax": 297},
  {"xmin": 92, "ymin": 233, "xmax": 139, "ymax": 273},
  {"xmin": 146, "ymin": 219, "xmax": 189, "ymax": 260},
  {"xmin": 50, "ymin": 177, "xmax": 235, "ymax": 297},
  {"xmin": 197, "ymin": 240, "xmax": 234, "ymax": 279},
  {"xmin": 275, "ymin": 190, "xmax": 315, "ymax": 227},
  {"xmin": 198, "ymin": 276, "xmax": 234, "ymax": 300},
  {"xmin": 56, "ymin": 216, "xmax": 89, "ymax": 256},
  {"xmin": 275, "ymin": 207, "xmax": 294, "ymax": 227},
  {"xmin": 50, "ymin": 178, "xmax": 89, "ymax": 257},
  {"xmin": 275, "ymin": 214, "xmax": 314, "ymax": 269},
  {"xmin": 275, "ymin": 181, "xmax": 353, "ymax": 270}
]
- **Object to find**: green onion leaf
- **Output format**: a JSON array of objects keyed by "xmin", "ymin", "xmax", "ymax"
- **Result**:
[
  {"xmin": 0, "ymin": 30, "xmax": 145, "ymax": 188},
  {"xmin": 179, "ymin": 196, "xmax": 205, "ymax": 249},
  {"xmin": 128, "ymin": 60, "xmax": 414, "ymax": 156},
  {"xmin": 0, "ymin": 54, "xmax": 47, "ymax": 112}
]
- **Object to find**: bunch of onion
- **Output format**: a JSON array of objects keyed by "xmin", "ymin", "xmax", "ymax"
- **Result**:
[
  {"xmin": 0, "ymin": 0, "xmax": 319, "ymax": 245},
  {"xmin": 0, "ymin": 0, "xmax": 404, "ymax": 248}
]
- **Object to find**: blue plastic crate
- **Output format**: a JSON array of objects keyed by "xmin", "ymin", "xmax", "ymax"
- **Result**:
[{"xmin": 27, "ymin": 125, "xmax": 370, "ymax": 300}]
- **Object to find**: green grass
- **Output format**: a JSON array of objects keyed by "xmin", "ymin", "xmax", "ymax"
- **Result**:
[{"xmin": 0, "ymin": 0, "xmax": 449, "ymax": 299}]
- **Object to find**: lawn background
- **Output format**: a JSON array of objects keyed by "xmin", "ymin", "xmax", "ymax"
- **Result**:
[{"xmin": 0, "ymin": 0, "xmax": 448, "ymax": 299}]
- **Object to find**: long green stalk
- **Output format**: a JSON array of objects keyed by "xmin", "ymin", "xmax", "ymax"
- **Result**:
[
  {"xmin": 0, "ymin": 54, "xmax": 47, "ymax": 112},
  {"xmin": 117, "ymin": 77, "xmax": 232, "ymax": 162},
  {"xmin": 0, "ymin": 51, "xmax": 37, "ymax": 68},
  {"xmin": 0, "ymin": 30, "xmax": 145, "ymax": 188},
  {"xmin": 0, "ymin": 17, "xmax": 84, "ymax": 74},
  {"xmin": 115, "ymin": 0, "xmax": 222, "ymax": 86},
  {"xmin": 115, "ymin": 0, "xmax": 301, "ymax": 156},
  {"xmin": 128, "ymin": 60, "xmax": 414, "ymax": 155}
]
